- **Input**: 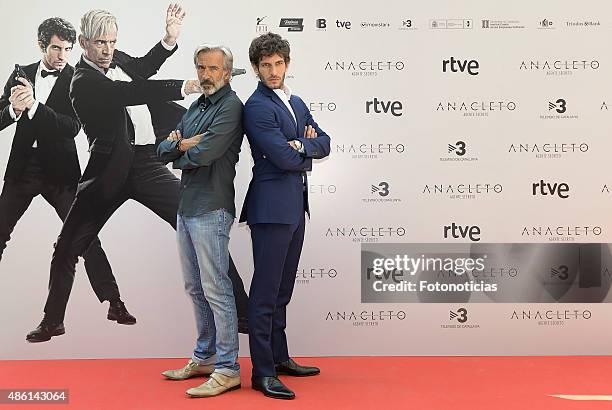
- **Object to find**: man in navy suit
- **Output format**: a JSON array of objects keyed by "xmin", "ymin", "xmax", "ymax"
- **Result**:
[{"xmin": 240, "ymin": 32, "xmax": 331, "ymax": 400}]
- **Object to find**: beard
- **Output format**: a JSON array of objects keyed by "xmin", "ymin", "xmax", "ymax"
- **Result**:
[
  {"xmin": 259, "ymin": 73, "xmax": 285, "ymax": 89},
  {"xmin": 200, "ymin": 78, "xmax": 226, "ymax": 96}
]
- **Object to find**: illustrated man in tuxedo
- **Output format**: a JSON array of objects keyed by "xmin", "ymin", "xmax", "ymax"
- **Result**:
[
  {"xmin": 27, "ymin": 5, "xmax": 248, "ymax": 342},
  {"xmin": 241, "ymin": 32, "xmax": 331, "ymax": 399},
  {"xmin": 0, "ymin": 18, "xmax": 133, "ymax": 341}
]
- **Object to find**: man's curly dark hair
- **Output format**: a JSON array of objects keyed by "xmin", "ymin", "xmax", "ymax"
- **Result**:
[
  {"xmin": 249, "ymin": 32, "xmax": 290, "ymax": 66},
  {"xmin": 37, "ymin": 17, "xmax": 76, "ymax": 50}
]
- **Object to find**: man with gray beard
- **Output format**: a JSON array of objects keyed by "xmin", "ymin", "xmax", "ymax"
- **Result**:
[{"xmin": 157, "ymin": 44, "xmax": 243, "ymax": 397}]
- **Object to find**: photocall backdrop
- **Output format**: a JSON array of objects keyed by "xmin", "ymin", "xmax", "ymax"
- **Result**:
[{"xmin": 1, "ymin": 0, "xmax": 612, "ymax": 359}]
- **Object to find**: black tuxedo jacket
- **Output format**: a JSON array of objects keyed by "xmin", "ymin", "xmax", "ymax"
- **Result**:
[
  {"xmin": 70, "ymin": 41, "xmax": 186, "ymax": 199},
  {"xmin": 0, "ymin": 62, "xmax": 81, "ymax": 185}
]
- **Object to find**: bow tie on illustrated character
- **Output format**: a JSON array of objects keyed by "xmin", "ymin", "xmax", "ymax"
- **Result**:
[{"xmin": 41, "ymin": 69, "xmax": 60, "ymax": 78}]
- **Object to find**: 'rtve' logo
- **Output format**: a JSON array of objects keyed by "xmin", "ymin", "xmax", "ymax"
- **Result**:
[
  {"xmin": 443, "ymin": 223, "xmax": 481, "ymax": 241},
  {"xmin": 442, "ymin": 57, "xmax": 479, "ymax": 75},
  {"xmin": 365, "ymin": 98, "xmax": 403, "ymax": 116},
  {"xmin": 532, "ymin": 180, "xmax": 570, "ymax": 198}
]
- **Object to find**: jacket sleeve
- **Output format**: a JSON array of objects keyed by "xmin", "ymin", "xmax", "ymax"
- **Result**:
[
  {"xmin": 294, "ymin": 98, "xmax": 331, "ymax": 159},
  {"xmin": 119, "ymin": 42, "xmax": 178, "ymax": 80},
  {"xmin": 71, "ymin": 73, "xmax": 184, "ymax": 108},
  {"xmin": 30, "ymin": 102, "xmax": 80, "ymax": 141},
  {"xmin": 243, "ymin": 100, "xmax": 312, "ymax": 172},
  {"xmin": 0, "ymin": 68, "xmax": 17, "ymax": 131},
  {"xmin": 173, "ymin": 98, "xmax": 243, "ymax": 170}
]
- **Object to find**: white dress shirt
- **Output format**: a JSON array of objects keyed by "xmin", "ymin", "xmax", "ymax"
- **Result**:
[
  {"xmin": 273, "ymin": 84, "xmax": 306, "ymax": 153},
  {"xmin": 273, "ymin": 84, "xmax": 297, "ymax": 124}
]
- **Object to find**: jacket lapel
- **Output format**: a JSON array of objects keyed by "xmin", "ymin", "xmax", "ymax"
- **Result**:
[
  {"xmin": 23, "ymin": 62, "xmax": 38, "ymax": 85},
  {"xmin": 271, "ymin": 94, "xmax": 297, "ymax": 130},
  {"xmin": 20, "ymin": 62, "xmax": 39, "ymax": 98},
  {"xmin": 45, "ymin": 65, "xmax": 73, "ymax": 109},
  {"xmin": 288, "ymin": 97, "xmax": 302, "ymax": 135},
  {"xmin": 258, "ymin": 82, "xmax": 298, "ymax": 131},
  {"xmin": 113, "ymin": 53, "xmax": 141, "ymax": 81}
]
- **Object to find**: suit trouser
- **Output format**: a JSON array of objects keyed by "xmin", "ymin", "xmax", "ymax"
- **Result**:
[
  {"xmin": 0, "ymin": 151, "xmax": 119, "ymax": 303},
  {"xmin": 248, "ymin": 213, "xmax": 305, "ymax": 377},
  {"xmin": 44, "ymin": 146, "xmax": 248, "ymax": 322}
]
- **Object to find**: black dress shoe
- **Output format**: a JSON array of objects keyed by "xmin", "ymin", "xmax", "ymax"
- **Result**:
[
  {"xmin": 238, "ymin": 317, "xmax": 248, "ymax": 334},
  {"xmin": 251, "ymin": 376, "xmax": 295, "ymax": 400},
  {"xmin": 107, "ymin": 300, "xmax": 137, "ymax": 325},
  {"xmin": 275, "ymin": 358, "xmax": 320, "ymax": 377},
  {"xmin": 26, "ymin": 318, "xmax": 65, "ymax": 343}
]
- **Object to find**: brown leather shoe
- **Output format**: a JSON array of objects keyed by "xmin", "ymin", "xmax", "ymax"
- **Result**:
[
  {"xmin": 186, "ymin": 372, "xmax": 241, "ymax": 397},
  {"xmin": 162, "ymin": 360, "xmax": 214, "ymax": 380}
]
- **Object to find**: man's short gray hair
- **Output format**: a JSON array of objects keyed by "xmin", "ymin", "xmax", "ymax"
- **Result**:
[
  {"xmin": 193, "ymin": 44, "xmax": 234, "ymax": 72},
  {"xmin": 80, "ymin": 10, "xmax": 117, "ymax": 40}
]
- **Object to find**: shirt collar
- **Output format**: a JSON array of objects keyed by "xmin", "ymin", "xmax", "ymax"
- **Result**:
[
  {"xmin": 82, "ymin": 54, "xmax": 108, "ymax": 75},
  {"xmin": 197, "ymin": 83, "xmax": 232, "ymax": 107},
  {"xmin": 273, "ymin": 84, "xmax": 292, "ymax": 101},
  {"xmin": 37, "ymin": 61, "xmax": 61, "ymax": 79}
]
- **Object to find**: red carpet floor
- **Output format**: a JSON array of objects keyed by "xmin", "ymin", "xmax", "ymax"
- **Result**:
[{"xmin": 0, "ymin": 356, "xmax": 611, "ymax": 409}]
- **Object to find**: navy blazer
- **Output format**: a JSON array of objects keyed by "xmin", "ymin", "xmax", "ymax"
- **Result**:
[{"xmin": 240, "ymin": 81, "xmax": 330, "ymax": 225}]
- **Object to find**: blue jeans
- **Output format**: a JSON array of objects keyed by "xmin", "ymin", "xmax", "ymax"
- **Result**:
[{"xmin": 177, "ymin": 209, "xmax": 239, "ymax": 376}]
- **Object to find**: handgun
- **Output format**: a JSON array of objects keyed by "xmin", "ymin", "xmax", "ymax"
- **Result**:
[{"xmin": 14, "ymin": 64, "xmax": 32, "ymax": 86}]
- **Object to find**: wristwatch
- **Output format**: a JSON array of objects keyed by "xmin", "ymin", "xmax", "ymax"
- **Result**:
[{"xmin": 293, "ymin": 139, "xmax": 303, "ymax": 151}]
